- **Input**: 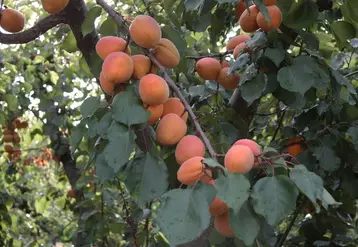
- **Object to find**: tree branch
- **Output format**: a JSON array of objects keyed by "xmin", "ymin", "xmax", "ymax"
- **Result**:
[{"xmin": 186, "ymin": 50, "xmax": 233, "ymax": 60}]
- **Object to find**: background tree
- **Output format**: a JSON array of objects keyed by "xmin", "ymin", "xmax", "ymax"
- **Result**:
[{"xmin": 0, "ymin": 0, "xmax": 358, "ymax": 246}]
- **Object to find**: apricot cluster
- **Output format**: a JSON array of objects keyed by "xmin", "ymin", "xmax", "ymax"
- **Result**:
[
  {"xmin": 238, "ymin": 0, "xmax": 282, "ymax": 33},
  {"xmin": 23, "ymin": 148, "xmax": 53, "ymax": 167},
  {"xmin": 0, "ymin": 8, "xmax": 25, "ymax": 33}
]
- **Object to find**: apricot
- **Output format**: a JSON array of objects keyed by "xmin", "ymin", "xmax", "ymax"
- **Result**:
[
  {"xmin": 156, "ymin": 113, "xmax": 187, "ymax": 146},
  {"xmin": 233, "ymin": 42, "xmax": 247, "ymax": 59},
  {"xmin": 145, "ymin": 104, "xmax": 164, "ymax": 125},
  {"xmin": 261, "ymin": 0, "xmax": 277, "ymax": 6},
  {"xmin": 234, "ymin": 139, "xmax": 261, "ymax": 166},
  {"xmin": 132, "ymin": 55, "xmax": 152, "ymax": 79},
  {"xmin": 235, "ymin": 0, "xmax": 246, "ymax": 20},
  {"xmin": 214, "ymin": 211, "xmax": 234, "ymax": 237},
  {"xmin": 139, "ymin": 74, "xmax": 169, "ymax": 105},
  {"xmin": 3, "ymin": 134, "xmax": 13, "ymax": 143},
  {"xmin": 102, "ymin": 52, "xmax": 134, "ymax": 84},
  {"xmin": 224, "ymin": 145, "xmax": 254, "ymax": 174},
  {"xmin": 221, "ymin": 60, "xmax": 230, "ymax": 68},
  {"xmin": 210, "ymin": 196, "xmax": 229, "ymax": 216},
  {"xmin": 13, "ymin": 118, "xmax": 21, "ymax": 127},
  {"xmin": 129, "ymin": 15, "xmax": 161, "ymax": 48},
  {"xmin": 226, "ymin": 34, "xmax": 250, "ymax": 51},
  {"xmin": 96, "ymin": 36, "xmax": 131, "ymax": 60},
  {"xmin": 100, "ymin": 72, "xmax": 114, "ymax": 95},
  {"xmin": 239, "ymin": 5, "xmax": 259, "ymax": 33},
  {"xmin": 177, "ymin": 156, "xmax": 212, "ymax": 185},
  {"xmin": 196, "ymin": 58, "xmax": 221, "ymax": 80},
  {"xmin": 286, "ymin": 136, "xmax": 306, "ymax": 156},
  {"xmin": 153, "ymin": 38, "xmax": 180, "ymax": 68},
  {"xmin": 216, "ymin": 67, "xmax": 240, "ymax": 90},
  {"xmin": 256, "ymin": 5, "xmax": 282, "ymax": 32},
  {"xmin": 41, "ymin": 0, "xmax": 69, "ymax": 14},
  {"xmin": 0, "ymin": 8, "xmax": 25, "ymax": 33},
  {"xmin": 18, "ymin": 121, "xmax": 28, "ymax": 129},
  {"xmin": 67, "ymin": 189, "xmax": 75, "ymax": 198},
  {"xmin": 162, "ymin": 97, "xmax": 185, "ymax": 117},
  {"xmin": 13, "ymin": 132, "xmax": 21, "ymax": 144},
  {"xmin": 181, "ymin": 111, "xmax": 189, "ymax": 122},
  {"xmin": 4, "ymin": 144, "xmax": 14, "ymax": 153},
  {"xmin": 175, "ymin": 135, "xmax": 205, "ymax": 164}
]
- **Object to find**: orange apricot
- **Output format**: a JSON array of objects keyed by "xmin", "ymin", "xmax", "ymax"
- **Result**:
[
  {"xmin": 216, "ymin": 67, "xmax": 240, "ymax": 90},
  {"xmin": 145, "ymin": 104, "xmax": 164, "ymax": 125},
  {"xmin": 3, "ymin": 134, "xmax": 13, "ymax": 143},
  {"xmin": 4, "ymin": 144, "xmax": 14, "ymax": 153},
  {"xmin": 162, "ymin": 97, "xmax": 185, "ymax": 117},
  {"xmin": 0, "ymin": 8, "xmax": 25, "ymax": 33},
  {"xmin": 256, "ymin": 5, "xmax": 282, "ymax": 32},
  {"xmin": 214, "ymin": 211, "xmax": 234, "ymax": 237},
  {"xmin": 96, "ymin": 36, "xmax": 131, "ymax": 60},
  {"xmin": 210, "ymin": 196, "xmax": 229, "ymax": 216},
  {"xmin": 181, "ymin": 111, "xmax": 189, "ymax": 122},
  {"xmin": 239, "ymin": 5, "xmax": 260, "ymax": 33},
  {"xmin": 100, "ymin": 72, "xmax": 114, "ymax": 95},
  {"xmin": 224, "ymin": 145, "xmax": 254, "ymax": 174},
  {"xmin": 286, "ymin": 136, "xmax": 306, "ymax": 156},
  {"xmin": 156, "ymin": 113, "xmax": 187, "ymax": 146},
  {"xmin": 234, "ymin": 139, "xmax": 261, "ymax": 166},
  {"xmin": 261, "ymin": 0, "xmax": 277, "ymax": 6},
  {"xmin": 235, "ymin": 0, "xmax": 247, "ymax": 20},
  {"xmin": 226, "ymin": 34, "xmax": 251, "ymax": 51},
  {"xmin": 102, "ymin": 52, "xmax": 134, "ymax": 84},
  {"xmin": 129, "ymin": 15, "xmax": 161, "ymax": 48},
  {"xmin": 132, "ymin": 55, "xmax": 152, "ymax": 80},
  {"xmin": 196, "ymin": 58, "xmax": 221, "ymax": 80},
  {"xmin": 41, "ymin": 0, "xmax": 69, "ymax": 14},
  {"xmin": 153, "ymin": 38, "xmax": 180, "ymax": 68},
  {"xmin": 175, "ymin": 135, "xmax": 205, "ymax": 164},
  {"xmin": 139, "ymin": 74, "xmax": 169, "ymax": 105},
  {"xmin": 177, "ymin": 156, "xmax": 212, "ymax": 185},
  {"xmin": 221, "ymin": 60, "xmax": 230, "ymax": 68},
  {"xmin": 233, "ymin": 42, "xmax": 247, "ymax": 59}
]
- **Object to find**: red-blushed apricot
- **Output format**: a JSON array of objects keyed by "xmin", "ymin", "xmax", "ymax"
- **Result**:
[
  {"xmin": 221, "ymin": 60, "xmax": 230, "ymax": 68},
  {"xmin": 0, "ymin": 8, "xmax": 25, "ymax": 33},
  {"xmin": 3, "ymin": 134, "xmax": 13, "ymax": 143},
  {"xmin": 214, "ymin": 211, "xmax": 234, "ymax": 237},
  {"xmin": 96, "ymin": 36, "xmax": 131, "ymax": 60},
  {"xmin": 239, "ymin": 5, "xmax": 259, "ymax": 33},
  {"xmin": 226, "ymin": 34, "xmax": 251, "ymax": 51},
  {"xmin": 100, "ymin": 72, "xmax": 114, "ymax": 95},
  {"xmin": 216, "ymin": 67, "xmax": 240, "ymax": 90},
  {"xmin": 181, "ymin": 111, "xmax": 189, "ymax": 122},
  {"xmin": 235, "ymin": 0, "xmax": 246, "ymax": 20},
  {"xmin": 132, "ymin": 55, "xmax": 152, "ymax": 80},
  {"xmin": 129, "ymin": 15, "xmax": 161, "ymax": 48},
  {"xmin": 224, "ymin": 145, "xmax": 254, "ymax": 174},
  {"xmin": 156, "ymin": 113, "xmax": 187, "ymax": 146},
  {"xmin": 139, "ymin": 74, "xmax": 169, "ymax": 105},
  {"xmin": 261, "ymin": 0, "xmax": 277, "ymax": 6},
  {"xmin": 12, "ymin": 132, "xmax": 20, "ymax": 144},
  {"xmin": 286, "ymin": 136, "xmax": 306, "ymax": 156},
  {"xmin": 4, "ymin": 144, "xmax": 14, "ymax": 153},
  {"xmin": 233, "ymin": 42, "xmax": 247, "ymax": 59},
  {"xmin": 102, "ymin": 52, "xmax": 134, "ymax": 84},
  {"xmin": 145, "ymin": 104, "xmax": 164, "ymax": 125},
  {"xmin": 210, "ymin": 196, "xmax": 229, "ymax": 216},
  {"xmin": 177, "ymin": 156, "xmax": 212, "ymax": 185},
  {"xmin": 41, "ymin": 0, "xmax": 69, "ymax": 14},
  {"xmin": 153, "ymin": 38, "xmax": 180, "ymax": 68},
  {"xmin": 13, "ymin": 118, "xmax": 21, "ymax": 127},
  {"xmin": 18, "ymin": 121, "xmax": 28, "ymax": 129},
  {"xmin": 234, "ymin": 139, "xmax": 261, "ymax": 166},
  {"xmin": 162, "ymin": 97, "xmax": 185, "ymax": 117},
  {"xmin": 196, "ymin": 58, "xmax": 221, "ymax": 80},
  {"xmin": 256, "ymin": 5, "xmax": 282, "ymax": 32},
  {"xmin": 175, "ymin": 135, "xmax": 205, "ymax": 164}
]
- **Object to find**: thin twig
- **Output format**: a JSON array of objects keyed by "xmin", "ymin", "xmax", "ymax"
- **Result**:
[
  {"xmin": 344, "ymin": 70, "xmax": 358, "ymax": 78},
  {"xmin": 271, "ymin": 110, "xmax": 286, "ymax": 143},
  {"xmin": 186, "ymin": 50, "xmax": 233, "ymax": 60}
]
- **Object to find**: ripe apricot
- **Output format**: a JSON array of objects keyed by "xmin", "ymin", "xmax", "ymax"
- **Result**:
[
  {"xmin": 286, "ymin": 136, "xmax": 306, "ymax": 156},
  {"xmin": 100, "ymin": 72, "xmax": 114, "ymax": 95},
  {"xmin": 67, "ymin": 189, "xmax": 76, "ymax": 198},
  {"xmin": 41, "ymin": 0, "xmax": 69, "ymax": 14},
  {"xmin": 139, "ymin": 74, "xmax": 169, "ymax": 105},
  {"xmin": 239, "ymin": 5, "xmax": 259, "ymax": 33},
  {"xmin": 233, "ymin": 42, "xmax": 247, "ymax": 59},
  {"xmin": 216, "ymin": 67, "xmax": 240, "ymax": 90},
  {"xmin": 102, "ymin": 52, "xmax": 134, "ymax": 84},
  {"xmin": 132, "ymin": 55, "xmax": 152, "ymax": 80},
  {"xmin": 3, "ymin": 134, "xmax": 13, "ymax": 143},
  {"xmin": 4, "ymin": 144, "xmax": 14, "ymax": 153},
  {"xmin": 156, "ymin": 113, "xmax": 187, "ymax": 146},
  {"xmin": 3, "ymin": 129, "xmax": 12, "ymax": 135},
  {"xmin": 224, "ymin": 145, "xmax": 254, "ymax": 174},
  {"xmin": 181, "ymin": 111, "xmax": 189, "ymax": 122},
  {"xmin": 145, "ymin": 104, "xmax": 164, "ymax": 125},
  {"xmin": 226, "ymin": 34, "xmax": 250, "ymax": 51},
  {"xmin": 214, "ymin": 211, "xmax": 234, "ymax": 237},
  {"xmin": 210, "ymin": 196, "xmax": 229, "ymax": 216},
  {"xmin": 175, "ymin": 135, "xmax": 205, "ymax": 164},
  {"xmin": 153, "ymin": 38, "xmax": 180, "ymax": 68},
  {"xmin": 13, "ymin": 132, "xmax": 21, "ymax": 144},
  {"xmin": 13, "ymin": 117, "xmax": 21, "ymax": 127},
  {"xmin": 196, "ymin": 58, "xmax": 221, "ymax": 80},
  {"xmin": 256, "ymin": 5, "xmax": 282, "ymax": 32},
  {"xmin": 96, "ymin": 36, "xmax": 131, "ymax": 60},
  {"xmin": 235, "ymin": 0, "xmax": 246, "ymax": 20},
  {"xmin": 129, "ymin": 15, "xmax": 161, "ymax": 48},
  {"xmin": 221, "ymin": 60, "xmax": 230, "ymax": 68},
  {"xmin": 261, "ymin": 0, "xmax": 277, "ymax": 6},
  {"xmin": 177, "ymin": 156, "xmax": 212, "ymax": 185},
  {"xmin": 234, "ymin": 139, "xmax": 261, "ymax": 166},
  {"xmin": 18, "ymin": 121, "xmax": 28, "ymax": 129},
  {"xmin": 162, "ymin": 97, "xmax": 185, "ymax": 117},
  {"xmin": 0, "ymin": 8, "xmax": 25, "ymax": 33}
]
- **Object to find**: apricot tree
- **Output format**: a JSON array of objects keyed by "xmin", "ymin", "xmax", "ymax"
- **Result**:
[{"xmin": 0, "ymin": 0, "xmax": 358, "ymax": 246}]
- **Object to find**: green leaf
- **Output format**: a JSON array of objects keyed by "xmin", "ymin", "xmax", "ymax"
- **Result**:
[
  {"xmin": 35, "ymin": 197, "xmax": 48, "ymax": 214},
  {"xmin": 4, "ymin": 94, "xmax": 17, "ymax": 111},
  {"xmin": 95, "ymin": 152, "xmax": 116, "ymax": 183},
  {"xmin": 252, "ymin": 0, "xmax": 270, "ymax": 25},
  {"xmin": 331, "ymin": 70, "xmax": 356, "ymax": 95},
  {"xmin": 61, "ymin": 31, "xmax": 78, "ymax": 53},
  {"xmin": 264, "ymin": 47, "xmax": 285, "ymax": 67},
  {"xmin": 184, "ymin": 0, "xmax": 205, "ymax": 11},
  {"xmin": 96, "ymin": 112, "xmax": 112, "ymax": 137},
  {"xmin": 228, "ymin": 53, "xmax": 250, "ymax": 74},
  {"xmin": 111, "ymin": 86, "xmax": 150, "ymax": 126},
  {"xmin": 251, "ymin": 175, "xmax": 299, "ymax": 226},
  {"xmin": 161, "ymin": 26, "xmax": 187, "ymax": 54},
  {"xmin": 124, "ymin": 153, "xmax": 169, "ymax": 205},
  {"xmin": 289, "ymin": 165, "xmax": 323, "ymax": 212},
  {"xmin": 282, "ymin": 0, "xmax": 318, "ymax": 29},
  {"xmin": 156, "ymin": 183, "xmax": 216, "ymax": 246},
  {"xmin": 246, "ymin": 30, "xmax": 268, "ymax": 49},
  {"xmin": 321, "ymin": 188, "xmax": 342, "ymax": 210},
  {"xmin": 347, "ymin": 126, "xmax": 358, "ymax": 150},
  {"xmin": 81, "ymin": 6, "xmax": 102, "ymax": 37},
  {"xmin": 230, "ymin": 201, "xmax": 261, "ymax": 246},
  {"xmin": 216, "ymin": 173, "xmax": 250, "ymax": 214},
  {"xmin": 104, "ymin": 121, "xmax": 136, "ymax": 172},
  {"xmin": 313, "ymin": 146, "xmax": 340, "ymax": 172},
  {"xmin": 80, "ymin": 97, "xmax": 101, "ymax": 118},
  {"xmin": 99, "ymin": 18, "xmax": 118, "ymax": 36},
  {"xmin": 70, "ymin": 120, "xmax": 87, "ymax": 153},
  {"xmin": 240, "ymin": 73, "xmax": 267, "ymax": 105},
  {"xmin": 88, "ymin": 52, "xmax": 103, "ymax": 79},
  {"xmin": 331, "ymin": 21, "xmax": 356, "ymax": 49},
  {"xmin": 202, "ymin": 158, "xmax": 228, "ymax": 176}
]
